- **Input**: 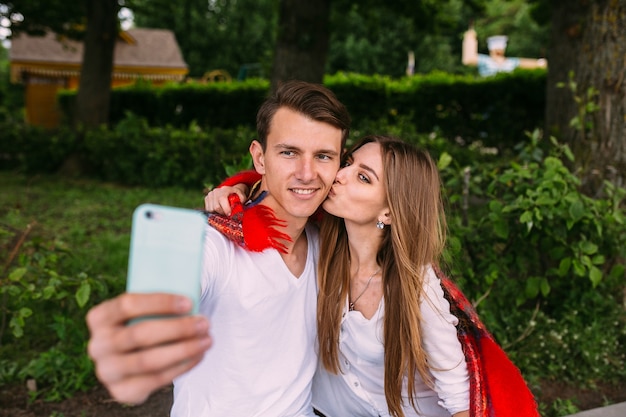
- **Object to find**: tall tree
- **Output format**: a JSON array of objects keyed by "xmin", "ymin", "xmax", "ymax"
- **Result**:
[
  {"xmin": 327, "ymin": 0, "xmax": 485, "ymax": 76},
  {"xmin": 128, "ymin": 0, "xmax": 485, "ymax": 81},
  {"xmin": 1, "ymin": 0, "xmax": 121, "ymax": 128},
  {"xmin": 542, "ymin": 0, "xmax": 626, "ymax": 190},
  {"xmin": 0, "ymin": 1, "xmax": 85, "ymax": 37},
  {"xmin": 75, "ymin": 0, "xmax": 119, "ymax": 128},
  {"xmin": 271, "ymin": 0, "xmax": 485, "ymax": 87},
  {"xmin": 128, "ymin": 0, "xmax": 277, "ymax": 78},
  {"xmin": 271, "ymin": 0, "xmax": 331, "ymax": 89},
  {"xmin": 468, "ymin": 0, "xmax": 549, "ymax": 59}
]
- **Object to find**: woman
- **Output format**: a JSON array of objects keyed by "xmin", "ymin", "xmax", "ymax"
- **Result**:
[
  {"xmin": 206, "ymin": 135, "xmax": 470, "ymax": 417},
  {"xmin": 313, "ymin": 136, "xmax": 469, "ymax": 417}
]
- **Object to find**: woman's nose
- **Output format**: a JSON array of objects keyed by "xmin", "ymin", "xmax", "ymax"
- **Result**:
[{"xmin": 334, "ymin": 166, "xmax": 348, "ymax": 183}]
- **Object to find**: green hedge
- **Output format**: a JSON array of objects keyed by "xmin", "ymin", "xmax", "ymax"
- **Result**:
[
  {"xmin": 57, "ymin": 71, "xmax": 547, "ymax": 150},
  {"xmin": 5, "ymin": 71, "xmax": 547, "ymax": 188},
  {"xmin": 0, "ymin": 114, "xmax": 255, "ymax": 189},
  {"xmin": 386, "ymin": 70, "xmax": 547, "ymax": 150},
  {"xmin": 0, "ymin": 123, "xmax": 76, "ymax": 173}
]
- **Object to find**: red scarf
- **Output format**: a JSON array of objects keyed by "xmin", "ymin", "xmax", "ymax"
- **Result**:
[
  {"xmin": 208, "ymin": 170, "xmax": 540, "ymax": 417},
  {"xmin": 434, "ymin": 266, "xmax": 540, "ymax": 417}
]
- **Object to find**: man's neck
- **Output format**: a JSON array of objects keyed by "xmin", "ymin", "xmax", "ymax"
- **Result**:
[
  {"xmin": 276, "ymin": 220, "xmax": 309, "ymax": 277},
  {"xmin": 258, "ymin": 198, "xmax": 310, "ymax": 276},
  {"xmin": 250, "ymin": 186, "xmax": 310, "ymax": 255},
  {"xmin": 276, "ymin": 216, "xmax": 309, "ymax": 254}
]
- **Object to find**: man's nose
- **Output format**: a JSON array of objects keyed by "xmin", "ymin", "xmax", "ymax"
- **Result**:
[{"xmin": 295, "ymin": 157, "xmax": 315, "ymax": 182}]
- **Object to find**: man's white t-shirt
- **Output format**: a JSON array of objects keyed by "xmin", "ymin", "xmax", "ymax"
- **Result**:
[{"xmin": 171, "ymin": 223, "xmax": 320, "ymax": 417}]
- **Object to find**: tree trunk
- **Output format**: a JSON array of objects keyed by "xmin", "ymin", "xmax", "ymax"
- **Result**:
[
  {"xmin": 546, "ymin": 0, "xmax": 626, "ymax": 192},
  {"xmin": 271, "ymin": 0, "xmax": 331, "ymax": 91},
  {"xmin": 74, "ymin": 0, "xmax": 119, "ymax": 128}
]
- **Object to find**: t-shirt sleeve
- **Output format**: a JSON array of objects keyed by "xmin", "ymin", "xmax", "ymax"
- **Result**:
[
  {"xmin": 200, "ymin": 225, "xmax": 231, "ymax": 298},
  {"xmin": 419, "ymin": 266, "xmax": 470, "ymax": 415}
]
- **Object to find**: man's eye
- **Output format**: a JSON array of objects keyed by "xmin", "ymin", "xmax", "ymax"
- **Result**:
[{"xmin": 318, "ymin": 154, "xmax": 332, "ymax": 161}]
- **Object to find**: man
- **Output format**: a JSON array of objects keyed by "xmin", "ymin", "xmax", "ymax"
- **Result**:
[
  {"xmin": 86, "ymin": 80, "xmax": 351, "ymax": 416},
  {"xmin": 462, "ymin": 26, "xmax": 547, "ymax": 77}
]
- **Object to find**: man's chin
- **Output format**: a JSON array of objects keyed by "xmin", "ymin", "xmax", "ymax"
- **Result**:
[{"xmin": 291, "ymin": 203, "xmax": 325, "ymax": 220}]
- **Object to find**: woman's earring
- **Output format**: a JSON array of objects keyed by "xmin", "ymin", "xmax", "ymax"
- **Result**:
[{"xmin": 376, "ymin": 221, "xmax": 385, "ymax": 230}]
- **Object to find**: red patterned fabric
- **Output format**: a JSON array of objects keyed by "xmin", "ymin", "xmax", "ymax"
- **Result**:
[
  {"xmin": 206, "ymin": 192, "xmax": 291, "ymax": 253},
  {"xmin": 434, "ymin": 265, "xmax": 540, "ymax": 417},
  {"xmin": 212, "ymin": 171, "xmax": 540, "ymax": 417}
]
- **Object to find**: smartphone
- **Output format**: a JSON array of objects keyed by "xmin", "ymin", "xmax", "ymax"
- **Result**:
[{"xmin": 126, "ymin": 204, "xmax": 206, "ymax": 321}]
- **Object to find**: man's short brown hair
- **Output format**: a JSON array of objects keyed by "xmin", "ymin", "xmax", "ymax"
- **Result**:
[{"xmin": 256, "ymin": 81, "xmax": 351, "ymax": 150}]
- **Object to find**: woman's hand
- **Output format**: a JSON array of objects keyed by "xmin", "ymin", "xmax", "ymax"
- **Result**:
[{"xmin": 204, "ymin": 184, "xmax": 249, "ymax": 216}]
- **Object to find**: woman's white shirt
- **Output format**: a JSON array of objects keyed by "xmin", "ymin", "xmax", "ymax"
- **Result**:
[{"xmin": 312, "ymin": 265, "xmax": 469, "ymax": 417}]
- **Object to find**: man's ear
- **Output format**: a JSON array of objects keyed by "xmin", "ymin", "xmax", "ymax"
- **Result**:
[{"xmin": 250, "ymin": 140, "xmax": 266, "ymax": 175}]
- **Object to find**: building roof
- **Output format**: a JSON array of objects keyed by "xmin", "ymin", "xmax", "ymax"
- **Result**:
[{"xmin": 9, "ymin": 28, "xmax": 188, "ymax": 82}]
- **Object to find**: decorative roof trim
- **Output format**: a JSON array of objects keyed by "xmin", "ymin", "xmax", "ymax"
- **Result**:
[{"xmin": 11, "ymin": 61, "xmax": 188, "ymax": 83}]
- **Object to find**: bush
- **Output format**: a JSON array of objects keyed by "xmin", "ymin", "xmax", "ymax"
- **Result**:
[
  {"xmin": 87, "ymin": 114, "xmax": 254, "ymax": 188},
  {"xmin": 0, "ymin": 223, "xmax": 107, "ymax": 401},
  {"xmin": 439, "ymin": 130, "xmax": 626, "ymax": 387},
  {"xmin": 384, "ymin": 69, "xmax": 547, "ymax": 152},
  {"xmin": 58, "ymin": 78, "xmax": 270, "ymax": 130},
  {"xmin": 0, "ymin": 112, "xmax": 255, "ymax": 189}
]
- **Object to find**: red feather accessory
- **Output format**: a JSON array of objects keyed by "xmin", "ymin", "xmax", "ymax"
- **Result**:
[
  {"xmin": 206, "ymin": 192, "xmax": 291, "ymax": 253},
  {"xmin": 209, "ymin": 169, "xmax": 291, "ymax": 252}
]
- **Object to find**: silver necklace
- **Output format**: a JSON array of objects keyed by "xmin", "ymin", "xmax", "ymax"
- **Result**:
[{"xmin": 349, "ymin": 268, "xmax": 380, "ymax": 311}]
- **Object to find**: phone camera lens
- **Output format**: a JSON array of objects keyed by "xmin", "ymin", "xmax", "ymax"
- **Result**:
[{"xmin": 145, "ymin": 211, "xmax": 153, "ymax": 219}]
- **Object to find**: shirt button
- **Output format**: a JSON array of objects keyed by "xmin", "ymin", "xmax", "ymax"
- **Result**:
[{"xmin": 354, "ymin": 382, "xmax": 359, "ymax": 387}]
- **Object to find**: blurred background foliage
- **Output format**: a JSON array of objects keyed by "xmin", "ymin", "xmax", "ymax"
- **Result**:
[{"xmin": 97, "ymin": 0, "xmax": 551, "ymax": 79}]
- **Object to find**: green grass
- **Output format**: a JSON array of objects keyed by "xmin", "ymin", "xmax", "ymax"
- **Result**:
[
  {"xmin": 0, "ymin": 171, "xmax": 206, "ymax": 399},
  {"xmin": 0, "ymin": 171, "xmax": 202, "ymax": 291}
]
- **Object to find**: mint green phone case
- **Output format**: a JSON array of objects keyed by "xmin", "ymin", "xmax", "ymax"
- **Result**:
[{"xmin": 126, "ymin": 204, "xmax": 206, "ymax": 318}]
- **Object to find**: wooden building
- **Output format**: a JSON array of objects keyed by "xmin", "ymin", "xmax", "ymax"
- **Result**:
[{"xmin": 9, "ymin": 28, "xmax": 188, "ymax": 128}]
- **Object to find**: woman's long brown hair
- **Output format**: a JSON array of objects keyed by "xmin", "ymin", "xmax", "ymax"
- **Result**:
[{"xmin": 317, "ymin": 135, "xmax": 447, "ymax": 417}]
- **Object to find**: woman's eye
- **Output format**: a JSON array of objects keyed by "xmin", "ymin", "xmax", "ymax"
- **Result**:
[{"xmin": 358, "ymin": 173, "xmax": 370, "ymax": 183}]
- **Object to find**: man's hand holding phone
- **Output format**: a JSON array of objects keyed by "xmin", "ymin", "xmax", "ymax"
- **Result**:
[
  {"xmin": 86, "ymin": 204, "xmax": 211, "ymax": 404},
  {"xmin": 86, "ymin": 293, "xmax": 212, "ymax": 404}
]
